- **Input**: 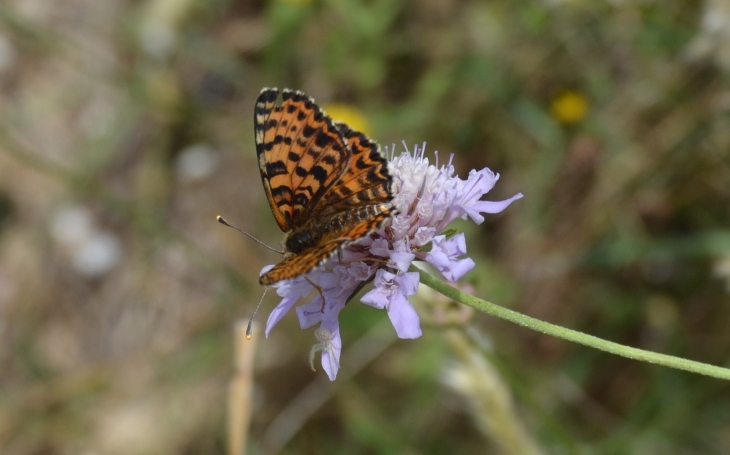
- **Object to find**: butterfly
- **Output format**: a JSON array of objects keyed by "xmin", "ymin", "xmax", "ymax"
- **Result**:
[{"xmin": 254, "ymin": 88, "xmax": 396, "ymax": 286}]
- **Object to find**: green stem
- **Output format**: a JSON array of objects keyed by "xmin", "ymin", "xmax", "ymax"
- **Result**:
[{"xmin": 414, "ymin": 266, "xmax": 730, "ymax": 381}]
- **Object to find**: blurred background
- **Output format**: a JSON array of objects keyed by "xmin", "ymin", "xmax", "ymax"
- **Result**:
[{"xmin": 1, "ymin": 0, "xmax": 730, "ymax": 453}]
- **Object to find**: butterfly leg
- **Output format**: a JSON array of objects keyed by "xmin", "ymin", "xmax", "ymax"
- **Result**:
[{"xmin": 305, "ymin": 276, "xmax": 327, "ymax": 312}]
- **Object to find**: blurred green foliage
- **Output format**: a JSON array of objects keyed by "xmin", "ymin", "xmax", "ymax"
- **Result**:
[{"xmin": 0, "ymin": 0, "xmax": 729, "ymax": 454}]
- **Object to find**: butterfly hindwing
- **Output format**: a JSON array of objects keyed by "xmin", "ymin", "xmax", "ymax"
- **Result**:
[
  {"xmin": 255, "ymin": 88, "xmax": 351, "ymax": 231},
  {"xmin": 258, "ymin": 202, "xmax": 394, "ymax": 286},
  {"xmin": 259, "ymin": 240, "xmax": 345, "ymax": 286}
]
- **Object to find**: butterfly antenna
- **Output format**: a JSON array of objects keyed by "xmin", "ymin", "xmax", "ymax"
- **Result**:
[
  {"xmin": 216, "ymin": 216, "xmax": 284, "ymax": 254},
  {"xmin": 246, "ymin": 288, "xmax": 268, "ymax": 340}
]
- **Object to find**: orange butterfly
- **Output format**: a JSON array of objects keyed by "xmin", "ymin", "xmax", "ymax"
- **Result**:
[{"xmin": 254, "ymin": 88, "xmax": 395, "ymax": 286}]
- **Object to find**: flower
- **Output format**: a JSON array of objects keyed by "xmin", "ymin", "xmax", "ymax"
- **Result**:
[
  {"xmin": 424, "ymin": 234, "xmax": 475, "ymax": 282},
  {"xmin": 263, "ymin": 143, "xmax": 523, "ymax": 380},
  {"xmin": 322, "ymin": 103, "xmax": 372, "ymax": 137},
  {"xmin": 361, "ymin": 269, "xmax": 421, "ymax": 339},
  {"xmin": 550, "ymin": 91, "xmax": 589, "ymax": 125}
]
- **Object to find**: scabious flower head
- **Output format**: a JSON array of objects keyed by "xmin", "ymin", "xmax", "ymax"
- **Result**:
[{"xmin": 263, "ymin": 143, "xmax": 523, "ymax": 380}]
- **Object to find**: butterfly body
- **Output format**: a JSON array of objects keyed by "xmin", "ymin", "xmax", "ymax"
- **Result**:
[{"xmin": 254, "ymin": 88, "xmax": 395, "ymax": 286}]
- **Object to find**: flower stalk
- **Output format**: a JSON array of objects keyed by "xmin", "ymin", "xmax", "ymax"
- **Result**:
[{"xmin": 415, "ymin": 265, "xmax": 730, "ymax": 381}]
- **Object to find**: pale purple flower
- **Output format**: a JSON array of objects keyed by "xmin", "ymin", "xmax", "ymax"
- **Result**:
[
  {"xmin": 361, "ymin": 269, "xmax": 421, "ymax": 338},
  {"xmin": 424, "ymin": 234, "xmax": 475, "ymax": 282},
  {"xmin": 262, "ymin": 143, "xmax": 523, "ymax": 380}
]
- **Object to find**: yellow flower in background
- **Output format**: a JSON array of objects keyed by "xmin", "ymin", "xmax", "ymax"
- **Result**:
[
  {"xmin": 550, "ymin": 91, "xmax": 589, "ymax": 125},
  {"xmin": 322, "ymin": 103, "xmax": 372, "ymax": 137}
]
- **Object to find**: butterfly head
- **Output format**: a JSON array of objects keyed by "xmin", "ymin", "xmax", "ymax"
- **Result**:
[{"xmin": 284, "ymin": 228, "xmax": 320, "ymax": 255}]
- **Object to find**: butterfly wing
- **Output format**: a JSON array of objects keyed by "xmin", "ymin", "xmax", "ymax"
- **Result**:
[
  {"xmin": 322, "ymin": 122, "xmax": 394, "ymax": 213},
  {"xmin": 259, "ymin": 239, "xmax": 346, "ymax": 285},
  {"xmin": 258, "ymin": 201, "xmax": 394, "ymax": 286},
  {"xmin": 254, "ymin": 88, "xmax": 351, "ymax": 232}
]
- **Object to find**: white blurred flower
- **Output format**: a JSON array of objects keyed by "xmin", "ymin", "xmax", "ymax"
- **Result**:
[
  {"xmin": 50, "ymin": 206, "xmax": 96, "ymax": 248},
  {"xmin": 713, "ymin": 255, "xmax": 730, "ymax": 293},
  {"xmin": 687, "ymin": 0, "xmax": 730, "ymax": 72},
  {"xmin": 175, "ymin": 144, "xmax": 219, "ymax": 183},
  {"xmin": 72, "ymin": 231, "xmax": 122, "ymax": 278},
  {"xmin": 50, "ymin": 205, "xmax": 123, "ymax": 278},
  {"xmin": 138, "ymin": 0, "xmax": 197, "ymax": 58},
  {"xmin": 0, "ymin": 34, "xmax": 16, "ymax": 75}
]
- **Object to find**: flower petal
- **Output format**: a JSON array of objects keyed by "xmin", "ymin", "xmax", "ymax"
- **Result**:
[
  {"xmin": 394, "ymin": 271, "xmax": 420, "ymax": 296},
  {"xmin": 443, "ymin": 257, "xmax": 475, "ymax": 281},
  {"xmin": 387, "ymin": 293, "xmax": 422, "ymax": 339},
  {"xmin": 370, "ymin": 238, "xmax": 390, "ymax": 257},
  {"xmin": 265, "ymin": 296, "xmax": 299, "ymax": 337},
  {"xmin": 462, "ymin": 193, "xmax": 524, "ymax": 223},
  {"xmin": 318, "ymin": 319, "xmax": 342, "ymax": 381},
  {"xmin": 347, "ymin": 261, "xmax": 371, "ymax": 281},
  {"xmin": 360, "ymin": 286, "xmax": 388, "ymax": 309},
  {"xmin": 413, "ymin": 226, "xmax": 435, "ymax": 247},
  {"xmin": 361, "ymin": 269, "xmax": 395, "ymax": 309},
  {"xmin": 443, "ymin": 234, "xmax": 468, "ymax": 257},
  {"xmin": 296, "ymin": 297, "xmax": 325, "ymax": 329},
  {"xmin": 389, "ymin": 251, "xmax": 415, "ymax": 272}
]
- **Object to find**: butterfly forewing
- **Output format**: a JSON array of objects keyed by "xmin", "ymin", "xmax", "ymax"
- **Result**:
[
  {"xmin": 255, "ymin": 88, "xmax": 351, "ymax": 231},
  {"xmin": 321, "ymin": 122, "xmax": 393, "ymax": 214}
]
